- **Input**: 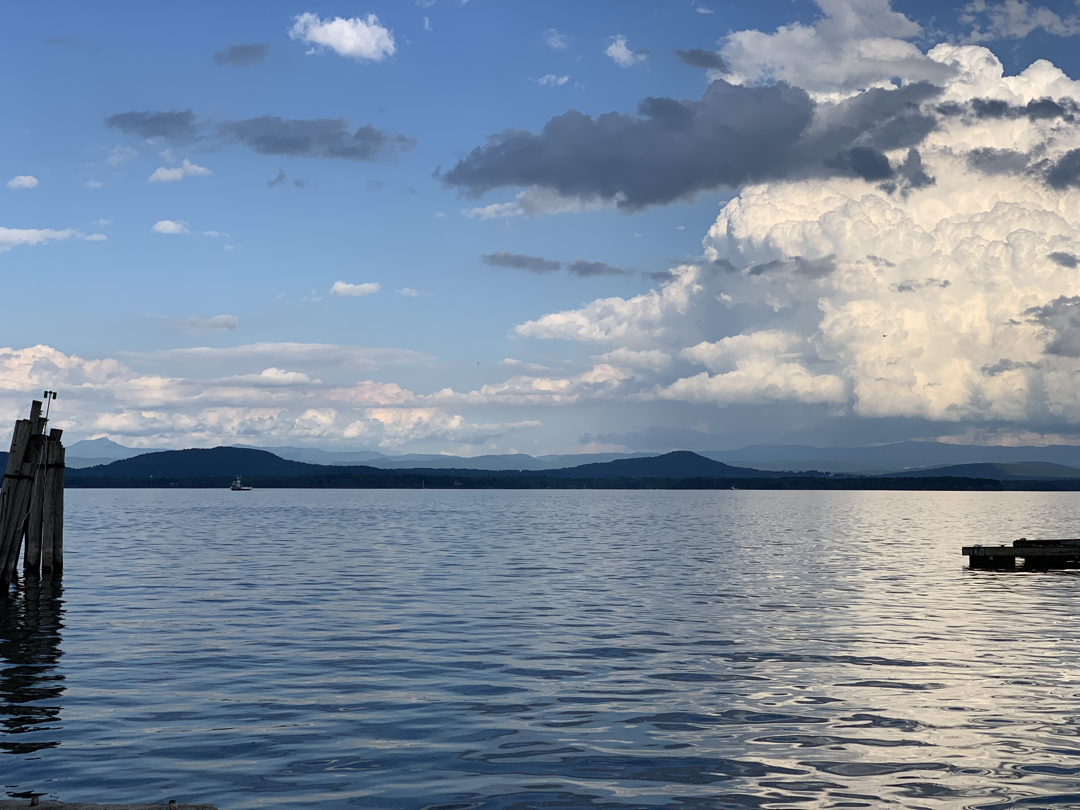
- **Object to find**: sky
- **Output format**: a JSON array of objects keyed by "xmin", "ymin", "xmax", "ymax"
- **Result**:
[{"xmin": 3, "ymin": 0, "xmax": 1080, "ymax": 455}]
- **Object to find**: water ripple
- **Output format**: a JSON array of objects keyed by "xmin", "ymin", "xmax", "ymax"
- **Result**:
[{"xmin": 3, "ymin": 489, "xmax": 1080, "ymax": 808}]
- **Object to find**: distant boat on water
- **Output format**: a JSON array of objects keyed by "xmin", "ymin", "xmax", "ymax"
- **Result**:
[{"xmin": 231, "ymin": 475, "xmax": 252, "ymax": 491}]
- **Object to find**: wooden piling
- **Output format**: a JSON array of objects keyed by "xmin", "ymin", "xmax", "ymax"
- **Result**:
[
  {"xmin": 43, "ymin": 437, "xmax": 64, "ymax": 579},
  {"xmin": 0, "ymin": 419, "xmax": 34, "ymax": 588},
  {"xmin": 25, "ymin": 435, "xmax": 48, "ymax": 576},
  {"xmin": 0, "ymin": 404, "xmax": 64, "ymax": 588},
  {"xmin": 2, "ymin": 431, "xmax": 44, "ymax": 585}
]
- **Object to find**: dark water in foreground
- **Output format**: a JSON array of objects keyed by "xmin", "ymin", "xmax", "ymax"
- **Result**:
[{"xmin": 3, "ymin": 490, "xmax": 1080, "ymax": 809}]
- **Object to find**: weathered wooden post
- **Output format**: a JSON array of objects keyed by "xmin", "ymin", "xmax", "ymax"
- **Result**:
[
  {"xmin": 42, "ymin": 431, "xmax": 65, "ymax": 579},
  {"xmin": 25, "ymin": 434, "xmax": 48, "ymax": 576}
]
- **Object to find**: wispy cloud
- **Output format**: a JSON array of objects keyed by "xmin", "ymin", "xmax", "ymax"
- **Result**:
[{"xmin": 148, "ymin": 159, "xmax": 212, "ymax": 183}]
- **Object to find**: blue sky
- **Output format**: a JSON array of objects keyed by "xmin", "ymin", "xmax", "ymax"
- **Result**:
[{"xmin": 3, "ymin": 1, "xmax": 1080, "ymax": 454}]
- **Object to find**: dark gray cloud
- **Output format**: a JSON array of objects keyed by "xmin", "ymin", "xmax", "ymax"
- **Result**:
[
  {"xmin": 675, "ymin": 48, "xmax": 726, "ymax": 70},
  {"xmin": 1047, "ymin": 149, "xmax": 1080, "ymax": 189},
  {"xmin": 891, "ymin": 277, "xmax": 950, "ymax": 293},
  {"xmin": 213, "ymin": 43, "xmax": 268, "ymax": 66},
  {"xmin": 825, "ymin": 146, "xmax": 893, "ymax": 181},
  {"xmin": 982, "ymin": 359, "xmax": 1040, "ymax": 376},
  {"xmin": 221, "ymin": 116, "xmax": 416, "ymax": 161},
  {"xmin": 1049, "ymin": 251, "xmax": 1079, "ymax": 268},
  {"xmin": 645, "ymin": 270, "xmax": 675, "ymax": 283},
  {"xmin": 1025, "ymin": 295, "xmax": 1080, "ymax": 356},
  {"xmin": 938, "ymin": 97, "xmax": 1078, "ymax": 123},
  {"xmin": 568, "ymin": 259, "xmax": 632, "ymax": 277},
  {"xmin": 267, "ymin": 169, "xmax": 286, "ymax": 188},
  {"xmin": 442, "ymin": 79, "xmax": 943, "ymax": 210},
  {"xmin": 967, "ymin": 147, "xmax": 1030, "ymax": 175},
  {"xmin": 748, "ymin": 255, "xmax": 837, "ymax": 279},
  {"xmin": 481, "ymin": 251, "xmax": 560, "ymax": 274},
  {"xmin": 106, "ymin": 109, "xmax": 200, "ymax": 142},
  {"xmin": 107, "ymin": 109, "xmax": 415, "ymax": 163}
]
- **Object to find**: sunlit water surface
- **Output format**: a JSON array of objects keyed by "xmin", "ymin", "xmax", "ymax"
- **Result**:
[{"xmin": 4, "ymin": 489, "xmax": 1080, "ymax": 809}]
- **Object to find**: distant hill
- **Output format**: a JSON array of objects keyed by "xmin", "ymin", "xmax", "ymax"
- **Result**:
[
  {"xmin": 702, "ymin": 442, "xmax": 1080, "ymax": 471},
  {"xmin": 880, "ymin": 461, "xmax": 1080, "ymax": 480},
  {"xmin": 67, "ymin": 437, "xmax": 162, "ymax": 460},
  {"xmin": 544, "ymin": 451, "xmax": 807, "ymax": 479},
  {"xmin": 66, "ymin": 447, "xmax": 370, "ymax": 479}
]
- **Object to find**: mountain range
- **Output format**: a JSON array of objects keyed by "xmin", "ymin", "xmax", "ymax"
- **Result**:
[
  {"xmin": 62, "ymin": 437, "xmax": 1080, "ymax": 477},
  {"xmin": 52, "ymin": 446, "xmax": 1080, "ymax": 484}
]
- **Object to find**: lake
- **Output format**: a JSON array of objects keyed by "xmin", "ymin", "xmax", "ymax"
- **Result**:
[{"xmin": 3, "ymin": 489, "xmax": 1080, "ymax": 809}]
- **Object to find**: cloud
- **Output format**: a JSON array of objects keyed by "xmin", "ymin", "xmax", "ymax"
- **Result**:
[
  {"xmin": 148, "ymin": 159, "xmax": 212, "ymax": 183},
  {"xmin": 442, "ymin": 78, "xmax": 945, "ymax": 210},
  {"xmin": 481, "ymin": 251, "xmax": 561, "ymax": 274},
  {"xmin": 85, "ymin": 180, "xmax": 103, "ymax": 188},
  {"xmin": 397, "ymin": 287, "xmax": 419, "ymax": 297},
  {"xmin": 1048, "ymin": 251, "xmax": 1079, "ymax": 268},
  {"xmin": 106, "ymin": 110, "xmax": 200, "ymax": 142},
  {"xmin": 675, "ymin": 48, "xmax": 726, "ymax": 70},
  {"xmin": 516, "ymin": 265, "xmax": 705, "ymax": 345},
  {"xmin": 107, "ymin": 109, "xmax": 416, "ymax": 163},
  {"xmin": 166, "ymin": 315, "xmax": 239, "ymax": 332},
  {"xmin": 0, "ymin": 343, "xmax": 492, "ymax": 450},
  {"xmin": 106, "ymin": 146, "xmax": 137, "ymax": 167},
  {"xmin": 342, "ymin": 408, "xmax": 539, "ymax": 448},
  {"xmin": 660, "ymin": 331, "xmax": 846, "ymax": 405},
  {"xmin": 461, "ymin": 186, "xmax": 609, "ymax": 219},
  {"xmin": 213, "ymin": 43, "xmax": 268, "ymax": 66},
  {"xmin": 7, "ymin": 175, "xmax": 38, "ymax": 190},
  {"xmin": 1024, "ymin": 297, "xmax": 1080, "ymax": 357},
  {"xmin": 330, "ymin": 281, "xmax": 381, "ymax": 297},
  {"xmin": 496, "ymin": 31, "xmax": 1080, "ymax": 435},
  {"xmin": 92, "ymin": 219, "xmax": 111, "ymax": 226},
  {"xmin": 568, "ymin": 259, "xmax": 632, "ymax": 277},
  {"xmin": 221, "ymin": 116, "xmax": 416, "ymax": 161},
  {"xmin": 151, "ymin": 220, "xmax": 188, "ymax": 234},
  {"xmin": 537, "ymin": 74, "xmax": 570, "ymax": 86},
  {"xmin": 0, "ymin": 227, "xmax": 78, "ymax": 253},
  {"xmin": 605, "ymin": 35, "xmax": 646, "ymax": 67},
  {"xmin": 124, "ymin": 342, "xmax": 428, "ymax": 372},
  {"xmin": 543, "ymin": 29, "xmax": 569, "ymax": 50},
  {"xmin": 326, "ymin": 381, "xmax": 415, "ymax": 406},
  {"xmin": 288, "ymin": 13, "xmax": 395, "ymax": 62},
  {"xmin": 961, "ymin": 0, "xmax": 1080, "ymax": 42},
  {"xmin": 429, "ymin": 365, "xmax": 635, "ymax": 406},
  {"xmin": 720, "ymin": 0, "xmax": 953, "ymax": 99},
  {"xmin": 84, "ymin": 233, "xmax": 107, "ymax": 242},
  {"xmin": 423, "ymin": 17, "xmax": 432, "ymax": 31}
]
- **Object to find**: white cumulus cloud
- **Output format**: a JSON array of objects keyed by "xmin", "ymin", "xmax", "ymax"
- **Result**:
[
  {"xmin": 330, "ymin": 281, "xmax": 381, "ymax": 297},
  {"xmin": 7, "ymin": 175, "xmax": 38, "ymax": 190},
  {"xmin": 288, "ymin": 12, "xmax": 396, "ymax": 61},
  {"xmin": 605, "ymin": 35, "xmax": 646, "ymax": 67},
  {"xmin": 152, "ymin": 220, "xmax": 188, "ymax": 234}
]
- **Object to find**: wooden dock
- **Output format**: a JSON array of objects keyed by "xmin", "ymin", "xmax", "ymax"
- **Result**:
[
  {"xmin": 0, "ymin": 803, "xmax": 215, "ymax": 810},
  {"xmin": 963, "ymin": 538, "xmax": 1080, "ymax": 568}
]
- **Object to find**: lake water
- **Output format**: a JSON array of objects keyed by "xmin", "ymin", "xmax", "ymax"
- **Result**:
[{"xmin": 4, "ymin": 489, "xmax": 1080, "ymax": 809}]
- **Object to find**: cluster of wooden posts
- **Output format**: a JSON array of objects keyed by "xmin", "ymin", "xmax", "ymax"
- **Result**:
[{"xmin": 0, "ymin": 400, "xmax": 65, "ymax": 589}]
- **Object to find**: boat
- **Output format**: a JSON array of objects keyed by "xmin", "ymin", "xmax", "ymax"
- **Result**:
[{"xmin": 231, "ymin": 475, "xmax": 252, "ymax": 491}]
